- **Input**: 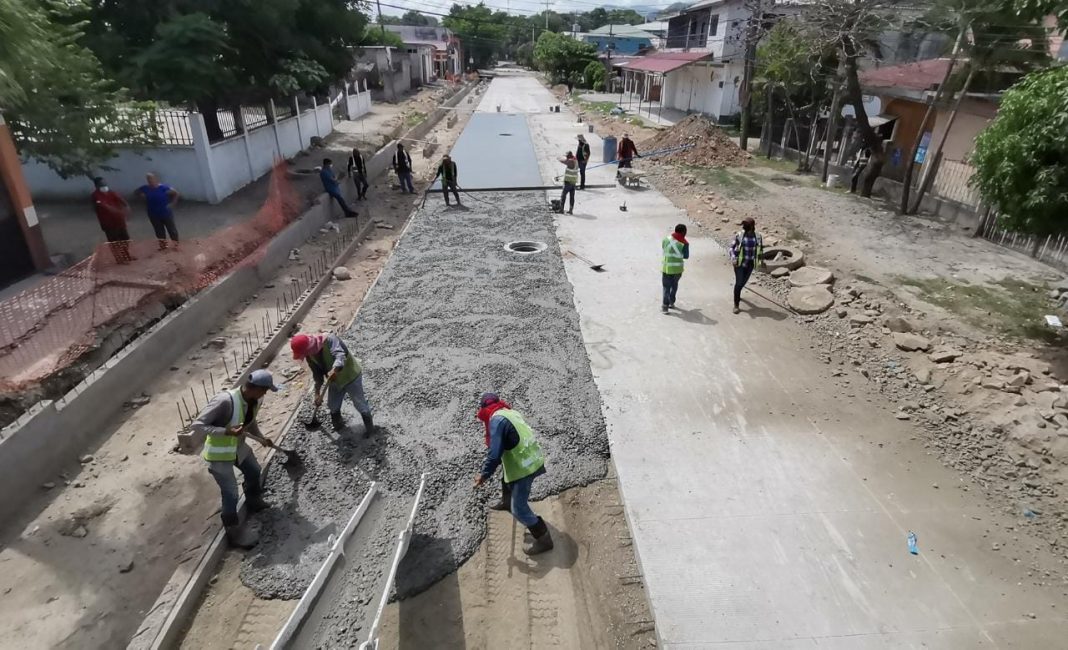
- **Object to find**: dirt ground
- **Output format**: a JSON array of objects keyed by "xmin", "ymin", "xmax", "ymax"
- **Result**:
[
  {"xmin": 379, "ymin": 472, "xmax": 656, "ymax": 650},
  {"xmin": 0, "ymin": 86, "xmax": 458, "ymax": 650}
]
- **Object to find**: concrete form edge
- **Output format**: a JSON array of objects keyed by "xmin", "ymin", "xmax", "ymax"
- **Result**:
[
  {"xmin": 269, "ymin": 483, "xmax": 380, "ymax": 649},
  {"xmin": 360, "ymin": 473, "xmax": 428, "ymax": 650}
]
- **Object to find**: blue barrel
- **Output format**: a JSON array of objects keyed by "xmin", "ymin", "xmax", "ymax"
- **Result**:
[{"xmin": 603, "ymin": 136, "xmax": 617, "ymax": 164}]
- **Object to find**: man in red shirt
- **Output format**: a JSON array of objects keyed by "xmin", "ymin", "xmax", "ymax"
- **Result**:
[{"xmin": 92, "ymin": 177, "xmax": 133, "ymax": 263}]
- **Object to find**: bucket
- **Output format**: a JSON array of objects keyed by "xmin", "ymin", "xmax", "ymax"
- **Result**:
[
  {"xmin": 826, "ymin": 174, "xmax": 839, "ymax": 188},
  {"xmin": 587, "ymin": 124, "xmax": 594, "ymax": 133}
]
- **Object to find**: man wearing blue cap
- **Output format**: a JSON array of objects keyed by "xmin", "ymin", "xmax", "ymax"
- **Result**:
[
  {"xmin": 193, "ymin": 369, "xmax": 280, "ymax": 549},
  {"xmin": 473, "ymin": 392, "xmax": 554, "ymax": 555}
]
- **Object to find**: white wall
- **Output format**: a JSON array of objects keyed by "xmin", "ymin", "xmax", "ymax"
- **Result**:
[
  {"xmin": 22, "ymin": 147, "xmax": 207, "ymax": 201},
  {"xmin": 346, "ymin": 89, "xmax": 372, "ymax": 120}
]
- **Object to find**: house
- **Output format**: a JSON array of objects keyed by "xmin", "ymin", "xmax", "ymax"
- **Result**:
[
  {"xmin": 355, "ymin": 46, "xmax": 412, "ymax": 102},
  {"xmin": 405, "ymin": 43, "xmax": 435, "ymax": 86},
  {"xmin": 384, "ymin": 26, "xmax": 464, "ymax": 79},
  {"xmin": 577, "ymin": 24, "xmax": 660, "ymax": 55},
  {"xmin": 859, "ymin": 57, "xmax": 998, "ymax": 195}
]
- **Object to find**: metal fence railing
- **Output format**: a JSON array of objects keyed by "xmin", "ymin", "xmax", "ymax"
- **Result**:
[{"xmin": 931, "ymin": 158, "xmax": 981, "ymax": 208}]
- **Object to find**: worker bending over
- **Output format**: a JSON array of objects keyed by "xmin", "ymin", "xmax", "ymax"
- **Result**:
[
  {"xmin": 194, "ymin": 369, "xmax": 280, "ymax": 549},
  {"xmin": 291, "ymin": 332, "xmax": 375, "ymax": 434},
  {"xmin": 473, "ymin": 393, "xmax": 554, "ymax": 555},
  {"xmin": 433, "ymin": 153, "xmax": 462, "ymax": 207}
]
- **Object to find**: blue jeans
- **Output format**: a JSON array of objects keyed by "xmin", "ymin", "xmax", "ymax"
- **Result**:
[
  {"xmin": 398, "ymin": 172, "xmax": 415, "ymax": 193},
  {"xmin": 734, "ymin": 264, "xmax": 754, "ymax": 307},
  {"xmin": 560, "ymin": 183, "xmax": 575, "ymax": 212},
  {"xmin": 509, "ymin": 473, "xmax": 539, "ymax": 527},
  {"xmin": 327, "ymin": 374, "xmax": 372, "ymax": 416},
  {"xmin": 328, "ymin": 189, "xmax": 355, "ymax": 216},
  {"xmin": 208, "ymin": 451, "xmax": 262, "ymax": 525},
  {"xmin": 662, "ymin": 272, "xmax": 681, "ymax": 307}
]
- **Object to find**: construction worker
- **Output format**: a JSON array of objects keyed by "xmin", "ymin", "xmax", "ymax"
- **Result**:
[
  {"xmin": 193, "ymin": 369, "xmax": 280, "ymax": 549},
  {"xmin": 473, "ymin": 393, "xmax": 554, "ymax": 555},
  {"xmin": 575, "ymin": 134, "xmax": 591, "ymax": 190},
  {"xmin": 290, "ymin": 332, "xmax": 375, "ymax": 434},
  {"xmin": 730, "ymin": 217, "xmax": 766, "ymax": 314},
  {"xmin": 661, "ymin": 223, "xmax": 689, "ymax": 314},
  {"xmin": 320, "ymin": 158, "xmax": 359, "ymax": 219},
  {"xmin": 432, "ymin": 153, "xmax": 462, "ymax": 206},
  {"xmin": 558, "ymin": 152, "xmax": 578, "ymax": 215},
  {"xmin": 347, "ymin": 147, "xmax": 369, "ymax": 200},
  {"xmin": 393, "ymin": 143, "xmax": 415, "ymax": 194},
  {"xmin": 618, "ymin": 133, "xmax": 640, "ymax": 169}
]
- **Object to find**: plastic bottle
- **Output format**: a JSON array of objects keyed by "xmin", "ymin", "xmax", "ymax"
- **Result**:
[{"xmin": 907, "ymin": 531, "xmax": 918, "ymax": 555}]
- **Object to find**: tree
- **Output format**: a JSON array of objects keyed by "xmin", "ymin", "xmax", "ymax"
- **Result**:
[
  {"xmin": 399, "ymin": 10, "xmax": 438, "ymax": 26},
  {"xmin": 534, "ymin": 31, "xmax": 597, "ymax": 84},
  {"xmin": 583, "ymin": 60, "xmax": 606, "ymax": 90},
  {"xmin": 361, "ymin": 27, "xmax": 405, "ymax": 48},
  {"xmin": 970, "ymin": 66, "xmax": 1068, "ymax": 253},
  {"xmin": 0, "ymin": 0, "xmax": 155, "ymax": 177},
  {"xmin": 443, "ymin": 3, "xmax": 508, "ymax": 69}
]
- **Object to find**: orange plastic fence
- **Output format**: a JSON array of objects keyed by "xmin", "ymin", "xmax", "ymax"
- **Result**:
[{"xmin": 0, "ymin": 160, "xmax": 301, "ymax": 393}]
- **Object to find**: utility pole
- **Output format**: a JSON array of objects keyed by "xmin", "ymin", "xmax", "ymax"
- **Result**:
[
  {"xmin": 377, "ymin": 0, "xmax": 385, "ymax": 35},
  {"xmin": 545, "ymin": 0, "xmax": 550, "ymax": 31},
  {"xmin": 738, "ymin": 0, "xmax": 763, "ymax": 151}
]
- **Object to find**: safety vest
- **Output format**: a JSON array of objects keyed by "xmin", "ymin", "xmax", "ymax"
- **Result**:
[
  {"xmin": 662, "ymin": 236, "xmax": 685, "ymax": 275},
  {"xmin": 734, "ymin": 231, "xmax": 763, "ymax": 267},
  {"xmin": 202, "ymin": 389, "xmax": 256, "ymax": 462},
  {"xmin": 563, "ymin": 164, "xmax": 579, "ymax": 185},
  {"xmin": 311, "ymin": 340, "xmax": 361, "ymax": 388},
  {"xmin": 494, "ymin": 409, "xmax": 545, "ymax": 483}
]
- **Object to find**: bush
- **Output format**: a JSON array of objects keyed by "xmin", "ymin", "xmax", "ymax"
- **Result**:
[{"xmin": 583, "ymin": 61, "xmax": 606, "ymax": 91}]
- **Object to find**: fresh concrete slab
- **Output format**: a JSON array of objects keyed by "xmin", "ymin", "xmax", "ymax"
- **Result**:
[
  {"xmin": 476, "ymin": 73, "xmax": 1068, "ymax": 648},
  {"xmin": 431, "ymin": 112, "xmax": 542, "ymax": 190}
]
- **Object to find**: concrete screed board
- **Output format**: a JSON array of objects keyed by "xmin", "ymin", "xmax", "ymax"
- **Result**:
[{"xmin": 429, "ymin": 112, "xmax": 543, "ymax": 190}]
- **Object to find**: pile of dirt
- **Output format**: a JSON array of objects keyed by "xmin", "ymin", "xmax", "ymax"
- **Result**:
[{"xmin": 644, "ymin": 114, "xmax": 750, "ymax": 167}]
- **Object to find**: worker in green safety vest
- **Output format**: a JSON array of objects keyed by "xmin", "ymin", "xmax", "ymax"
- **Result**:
[
  {"xmin": 432, "ymin": 153, "xmax": 462, "ymax": 207},
  {"xmin": 290, "ymin": 331, "xmax": 375, "ymax": 434},
  {"xmin": 661, "ymin": 223, "xmax": 690, "ymax": 314},
  {"xmin": 558, "ymin": 152, "xmax": 579, "ymax": 215},
  {"xmin": 473, "ymin": 392, "xmax": 553, "ymax": 555},
  {"xmin": 193, "ymin": 369, "xmax": 280, "ymax": 549}
]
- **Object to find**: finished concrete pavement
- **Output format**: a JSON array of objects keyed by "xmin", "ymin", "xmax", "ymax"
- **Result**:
[{"xmin": 474, "ymin": 75, "xmax": 1068, "ymax": 648}]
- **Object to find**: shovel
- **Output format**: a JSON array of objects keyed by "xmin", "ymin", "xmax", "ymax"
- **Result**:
[
  {"xmin": 273, "ymin": 444, "xmax": 302, "ymax": 467},
  {"xmin": 306, "ymin": 385, "xmax": 328, "ymax": 429},
  {"xmin": 567, "ymin": 250, "xmax": 605, "ymax": 272}
]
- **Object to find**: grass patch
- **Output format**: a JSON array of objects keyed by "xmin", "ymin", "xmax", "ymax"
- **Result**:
[
  {"xmin": 574, "ymin": 99, "xmax": 618, "ymax": 116},
  {"xmin": 751, "ymin": 156, "xmax": 800, "ymax": 174},
  {"xmin": 681, "ymin": 165, "xmax": 766, "ymax": 199},
  {"xmin": 403, "ymin": 110, "xmax": 426, "ymax": 127},
  {"xmin": 897, "ymin": 276, "xmax": 1057, "ymax": 342}
]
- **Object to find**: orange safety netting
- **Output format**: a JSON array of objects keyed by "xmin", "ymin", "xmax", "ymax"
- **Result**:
[{"xmin": 0, "ymin": 160, "xmax": 301, "ymax": 393}]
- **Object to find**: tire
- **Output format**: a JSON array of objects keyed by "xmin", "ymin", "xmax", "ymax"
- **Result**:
[{"xmin": 762, "ymin": 246, "xmax": 805, "ymax": 272}]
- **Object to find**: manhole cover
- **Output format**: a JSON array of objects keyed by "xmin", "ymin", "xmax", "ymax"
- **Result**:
[{"xmin": 504, "ymin": 241, "xmax": 547, "ymax": 254}]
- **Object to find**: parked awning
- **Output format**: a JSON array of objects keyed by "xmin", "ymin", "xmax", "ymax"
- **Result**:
[{"xmin": 618, "ymin": 51, "xmax": 712, "ymax": 74}]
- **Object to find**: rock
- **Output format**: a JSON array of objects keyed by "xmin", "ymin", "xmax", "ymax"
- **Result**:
[
  {"xmin": 119, "ymin": 559, "xmax": 135, "ymax": 574},
  {"xmin": 893, "ymin": 333, "xmax": 932, "ymax": 352},
  {"xmin": 376, "ymin": 223, "xmax": 395, "ymax": 230},
  {"xmin": 981, "ymin": 378, "xmax": 1005, "ymax": 390},
  {"xmin": 1008, "ymin": 372, "xmax": 1031, "ymax": 388},
  {"xmin": 850, "ymin": 314, "xmax": 874, "ymax": 325},
  {"xmin": 884, "ymin": 316, "xmax": 916, "ymax": 333},
  {"xmin": 914, "ymin": 368, "xmax": 932, "ymax": 385},
  {"xmin": 204, "ymin": 337, "xmax": 226, "ymax": 350},
  {"xmin": 788, "ymin": 266, "xmax": 834, "ymax": 287},
  {"xmin": 41, "ymin": 482, "xmax": 56, "ymax": 490},
  {"xmin": 79, "ymin": 455, "xmax": 94, "ymax": 464},
  {"xmin": 71, "ymin": 525, "xmax": 88, "ymax": 538},
  {"xmin": 894, "ymin": 411, "xmax": 911, "ymax": 420},
  {"xmin": 770, "ymin": 267, "xmax": 790, "ymax": 278},
  {"xmin": 928, "ymin": 348, "xmax": 963, "ymax": 363},
  {"xmin": 1024, "ymin": 478, "xmax": 1042, "ymax": 489},
  {"xmin": 787, "ymin": 285, "xmax": 834, "ymax": 315},
  {"xmin": 835, "ymin": 308, "xmax": 848, "ymax": 318},
  {"xmin": 125, "ymin": 395, "xmax": 151, "ymax": 409},
  {"xmin": 332, "ymin": 266, "xmax": 352, "ymax": 281}
]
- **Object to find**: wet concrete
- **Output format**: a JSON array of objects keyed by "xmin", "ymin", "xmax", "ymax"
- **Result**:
[
  {"xmin": 431, "ymin": 112, "xmax": 543, "ymax": 190},
  {"xmin": 240, "ymin": 189, "xmax": 608, "ymax": 612}
]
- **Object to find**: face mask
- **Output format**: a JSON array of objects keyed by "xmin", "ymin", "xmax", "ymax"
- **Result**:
[{"xmin": 99, "ymin": 186, "xmax": 109, "ymax": 192}]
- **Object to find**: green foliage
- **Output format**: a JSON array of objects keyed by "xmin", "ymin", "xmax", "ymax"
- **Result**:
[
  {"xmin": 971, "ymin": 66, "xmax": 1068, "ymax": 237},
  {"xmin": 398, "ymin": 10, "xmax": 438, "ymax": 26},
  {"xmin": 0, "ymin": 0, "xmax": 157, "ymax": 177},
  {"xmin": 361, "ymin": 27, "xmax": 405, "ymax": 48},
  {"xmin": 534, "ymin": 31, "xmax": 597, "ymax": 84},
  {"xmin": 583, "ymin": 61, "xmax": 606, "ymax": 91},
  {"xmin": 132, "ymin": 13, "xmax": 234, "ymax": 106},
  {"xmin": 443, "ymin": 3, "xmax": 507, "ymax": 69}
]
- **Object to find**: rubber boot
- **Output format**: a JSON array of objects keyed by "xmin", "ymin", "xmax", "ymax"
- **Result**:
[
  {"xmin": 361, "ymin": 412, "xmax": 376, "ymax": 435},
  {"xmin": 524, "ymin": 517, "xmax": 554, "ymax": 555},
  {"xmin": 490, "ymin": 482, "xmax": 511, "ymax": 511},
  {"xmin": 222, "ymin": 514, "xmax": 258, "ymax": 549},
  {"xmin": 331, "ymin": 411, "xmax": 346, "ymax": 432},
  {"xmin": 246, "ymin": 493, "xmax": 270, "ymax": 514}
]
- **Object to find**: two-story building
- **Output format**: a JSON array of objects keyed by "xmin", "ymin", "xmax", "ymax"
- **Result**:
[{"xmin": 384, "ymin": 26, "xmax": 464, "ymax": 80}]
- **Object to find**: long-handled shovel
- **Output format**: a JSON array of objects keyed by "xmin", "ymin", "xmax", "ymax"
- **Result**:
[
  {"xmin": 567, "ymin": 249, "xmax": 605, "ymax": 272},
  {"xmin": 306, "ymin": 385, "xmax": 328, "ymax": 429}
]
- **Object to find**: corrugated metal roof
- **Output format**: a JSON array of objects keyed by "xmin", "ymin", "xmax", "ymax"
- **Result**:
[{"xmin": 617, "ymin": 51, "xmax": 712, "ymax": 74}]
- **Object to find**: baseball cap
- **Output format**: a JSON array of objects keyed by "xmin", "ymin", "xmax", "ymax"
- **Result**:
[
  {"xmin": 248, "ymin": 369, "xmax": 281, "ymax": 391},
  {"xmin": 290, "ymin": 334, "xmax": 311, "ymax": 360},
  {"xmin": 479, "ymin": 392, "xmax": 500, "ymax": 407}
]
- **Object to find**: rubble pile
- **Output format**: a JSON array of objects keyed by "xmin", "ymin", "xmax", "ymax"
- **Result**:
[{"xmin": 643, "ymin": 115, "xmax": 750, "ymax": 167}]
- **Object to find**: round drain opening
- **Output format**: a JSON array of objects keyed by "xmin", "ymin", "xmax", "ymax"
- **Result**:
[{"xmin": 505, "ymin": 241, "xmax": 547, "ymax": 254}]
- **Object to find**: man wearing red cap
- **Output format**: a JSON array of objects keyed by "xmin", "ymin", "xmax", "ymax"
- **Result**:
[
  {"xmin": 729, "ymin": 217, "xmax": 765, "ymax": 314},
  {"xmin": 290, "ymin": 332, "xmax": 375, "ymax": 433},
  {"xmin": 473, "ymin": 392, "xmax": 554, "ymax": 555}
]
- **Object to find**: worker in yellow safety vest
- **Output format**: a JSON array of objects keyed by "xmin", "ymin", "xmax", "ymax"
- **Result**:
[
  {"xmin": 558, "ymin": 152, "xmax": 579, "ymax": 215},
  {"xmin": 473, "ymin": 393, "xmax": 554, "ymax": 555},
  {"xmin": 193, "ymin": 369, "xmax": 280, "ymax": 549},
  {"xmin": 661, "ymin": 223, "xmax": 690, "ymax": 314}
]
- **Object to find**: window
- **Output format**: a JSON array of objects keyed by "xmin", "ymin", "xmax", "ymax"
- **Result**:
[{"xmin": 710, "ymin": 15, "xmax": 719, "ymax": 36}]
